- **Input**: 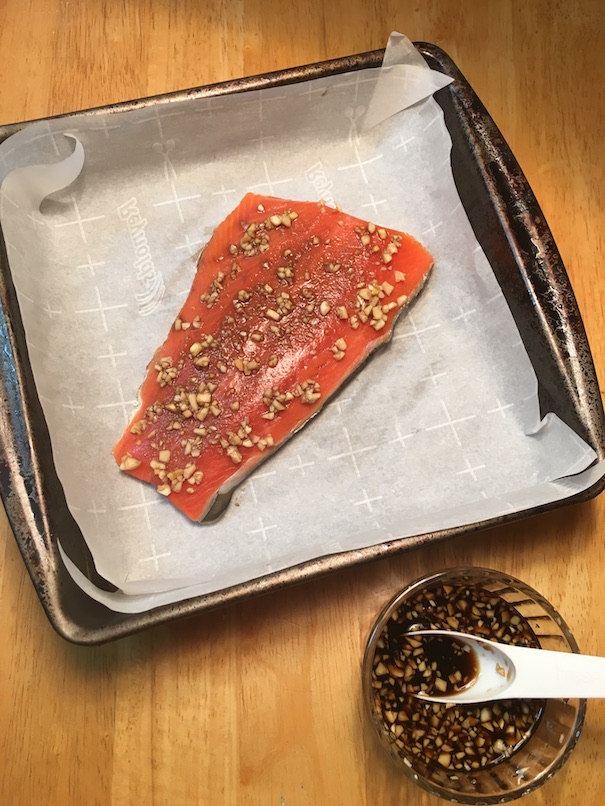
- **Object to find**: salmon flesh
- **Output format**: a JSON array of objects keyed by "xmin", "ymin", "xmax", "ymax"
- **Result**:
[{"xmin": 113, "ymin": 193, "xmax": 434, "ymax": 521}]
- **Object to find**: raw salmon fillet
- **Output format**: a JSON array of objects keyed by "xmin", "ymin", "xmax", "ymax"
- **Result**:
[{"xmin": 113, "ymin": 193, "xmax": 433, "ymax": 521}]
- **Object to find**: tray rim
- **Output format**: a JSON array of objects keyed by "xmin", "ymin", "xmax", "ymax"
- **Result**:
[{"xmin": 1, "ymin": 42, "xmax": 604, "ymax": 645}]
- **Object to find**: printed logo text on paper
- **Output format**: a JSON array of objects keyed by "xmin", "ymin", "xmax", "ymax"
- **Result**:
[
  {"xmin": 305, "ymin": 162, "xmax": 336, "ymax": 207},
  {"xmin": 118, "ymin": 197, "xmax": 165, "ymax": 316}
]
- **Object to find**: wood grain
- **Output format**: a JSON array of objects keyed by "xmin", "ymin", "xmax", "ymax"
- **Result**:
[{"xmin": 1, "ymin": 1, "xmax": 605, "ymax": 804}]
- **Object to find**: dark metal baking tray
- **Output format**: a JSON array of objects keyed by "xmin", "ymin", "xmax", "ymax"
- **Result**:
[{"xmin": 1, "ymin": 43, "xmax": 603, "ymax": 644}]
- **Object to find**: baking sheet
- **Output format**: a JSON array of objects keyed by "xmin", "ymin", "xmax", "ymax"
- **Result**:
[{"xmin": 0, "ymin": 34, "xmax": 603, "ymax": 616}]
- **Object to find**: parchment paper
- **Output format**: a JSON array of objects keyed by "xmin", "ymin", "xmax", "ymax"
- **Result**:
[{"xmin": 1, "ymin": 34, "xmax": 602, "ymax": 613}]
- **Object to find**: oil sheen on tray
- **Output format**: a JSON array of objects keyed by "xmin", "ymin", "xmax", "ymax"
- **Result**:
[{"xmin": 113, "ymin": 193, "xmax": 434, "ymax": 521}]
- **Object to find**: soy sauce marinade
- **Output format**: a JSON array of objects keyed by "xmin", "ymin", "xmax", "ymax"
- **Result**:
[
  {"xmin": 371, "ymin": 580, "xmax": 544, "ymax": 772},
  {"xmin": 397, "ymin": 632, "xmax": 480, "ymax": 697}
]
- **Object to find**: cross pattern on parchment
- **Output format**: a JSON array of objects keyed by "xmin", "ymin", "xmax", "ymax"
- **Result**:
[
  {"xmin": 87, "ymin": 500, "xmax": 107, "ymax": 525},
  {"xmin": 250, "ymin": 130, "xmax": 275, "ymax": 150},
  {"xmin": 97, "ymin": 343, "xmax": 127, "ymax": 368},
  {"xmin": 247, "ymin": 516, "xmax": 277, "ymax": 542},
  {"xmin": 132, "ymin": 106, "xmax": 186, "ymax": 140},
  {"xmin": 487, "ymin": 291, "xmax": 504, "ymax": 305},
  {"xmin": 4, "ymin": 239, "xmax": 22, "ymax": 257},
  {"xmin": 15, "ymin": 285, "xmax": 62, "ymax": 319},
  {"xmin": 344, "ymin": 105, "xmax": 366, "ymax": 148},
  {"xmin": 249, "ymin": 160, "xmax": 293, "ymax": 195},
  {"xmin": 95, "ymin": 378, "xmax": 137, "ymax": 426},
  {"xmin": 338, "ymin": 143, "xmax": 383, "ymax": 185},
  {"xmin": 479, "ymin": 492, "xmax": 516, "ymax": 517},
  {"xmin": 288, "ymin": 455, "xmax": 315, "ymax": 477},
  {"xmin": 210, "ymin": 184, "xmax": 237, "ymax": 204},
  {"xmin": 89, "ymin": 117, "xmax": 121, "ymax": 138},
  {"xmin": 26, "ymin": 211, "xmax": 46, "ymax": 231},
  {"xmin": 195, "ymin": 96, "xmax": 225, "ymax": 117},
  {"xmin": 1, "ymin": 189, "xmax": 19, "ymax": 209},
  {"xmin": 118, "ymin": 485, "xmax": 162, "ymax": 531},
  {"xmin": 328, "ymin": 426, "xmax": 376, "ymax": 479},
  {"xmin": 176, "ymin": 233, "xmax": 206, "ymax": 255},
  {"xmin": 41, "ymin": 300, "xmax": 62, "ymax": 318},
  {"xmin": 392, "ymin": 314, "xmax": 440, "ymax": 353},
  {"xmin": 421, "ymin": 364, "xmax": 447, "ymax": 387},
  {"xmin": 353, "ymin": 488, "xmax": 383, "ymax": 513},
  {"xmin": 392, "ymin": 134, "xmax": 416, "ymax": 152},
  {"xmin": 62, "ymin": 395, "xmax": 84, "ymax": 417},
  {"xmin": 76, "ymin": 254, "xmax": 105, "ymax": 276},
  {"xmin": 241, "ymin": 91, "xmax": 287, "ymax": 122},
  {"xmin": 448, "ymin": 200, "xmax": 463, "ymax": 218},
  {"xmin": 15, "ymin": 287, "xmax": 35, "ymax": 305},
  {"xmin": 561, "ymin": 445, "xmax": 595, "ymax": 477},
  {"xmin": 360, "ymin": 194, "xmax": 387, "ymax": 215},
  {"xmin": 24, "ymin": 127, "xmax": 75, "ymax": 156},
  {"xmin": 422, "ymin": 220, "xmax": 443, "ymax": 238},
  {"xmin": 488, "ymin": 399, "xmax": 515, "ymax": 419},
  {"xmin": 138, "ymin": 543, "xmax": 172, "ymax": 571},
  {"xmin": 329, "ymin": 397, "xmax": 351, "ymax": 417},
  {"xmin": 54, "ymin": 197, "xmax": 105, "ymax": 244},
  {"xmin": 246, "ymin": 469, "xmax": 277, "ymax": 506},
  {"xmin": 423, "ymin": 111, "xmax": 442, "ymax": 131},
  {"xmin": 152, "ymin": 180, "xmax": 201, "ymax": 224},
  {"xmin": 298, "ymin": 81, "xmax": 328, "ymax": 102},
  {"xmin": 388, "ymin": 425, "xmax": 414, "ymax": 449},
  {"xmin": 425, "ymin": 400, "xmax": 477, "ymax": 447},
  {"xmin": 452, "ymin": 306, "xmax": 477, "ymax": 326},
  {"xmin": 333, "ymin": 71, "xmax": 377, "ymax": 101},
  {"xmin": 75, "ymin": 286, "xmax": 127, "ymax": 332},
  {"xmin": 457, "ymin": 457, "xmax": 485, "ymax": 482}
]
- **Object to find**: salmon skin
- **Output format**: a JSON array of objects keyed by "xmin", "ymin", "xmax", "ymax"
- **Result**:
[{"xmin": 113, "ymin": 193, "xmax": 434, "ymax": 522}]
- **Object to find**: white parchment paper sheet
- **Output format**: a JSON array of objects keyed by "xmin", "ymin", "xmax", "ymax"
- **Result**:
[{"xmin": 1, "ymin": 34, "xmax": 602, "ymax": 613}]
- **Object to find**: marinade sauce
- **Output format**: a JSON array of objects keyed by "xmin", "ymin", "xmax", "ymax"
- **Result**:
[
  {"xmin": 399, "ymin": 632, "xmax": 480, "ymax": 697},
  {"xmin": 370, "ymin": 578, "xmax": 544, "ymax": 772}
]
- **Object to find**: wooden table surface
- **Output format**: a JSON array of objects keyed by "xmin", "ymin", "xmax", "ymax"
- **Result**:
[{"xmin": 1, "ymin": 1, "xmax": 604, "ymax": 804}]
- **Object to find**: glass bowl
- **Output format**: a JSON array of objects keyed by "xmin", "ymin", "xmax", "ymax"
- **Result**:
[{"xmin": 362, "ymin": 567, "xmax": 586, "ymax": 803}]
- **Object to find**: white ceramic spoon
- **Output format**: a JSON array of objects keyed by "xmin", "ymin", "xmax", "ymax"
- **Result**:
[{"xmin": 408, "ymin": 630, "xmax": 605, "ymax": 704}]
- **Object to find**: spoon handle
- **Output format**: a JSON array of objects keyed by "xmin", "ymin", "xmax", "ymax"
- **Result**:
[
  {"xmin": 502, "ymin": 643, "xmax": 605, "ymax": 700},
  {"xmin": 409, "ymin": 630, "xmax": 603, "ymax": 703}
]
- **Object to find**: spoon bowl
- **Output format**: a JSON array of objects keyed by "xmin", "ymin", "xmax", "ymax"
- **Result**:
[{"xmin": 411, "ymin": 629, "xmax": 605, "ymax": 704}]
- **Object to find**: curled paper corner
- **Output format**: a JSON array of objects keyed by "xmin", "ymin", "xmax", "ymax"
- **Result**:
[
  {"xmin": 58, "ymin": 542, "xmax": 157, "ymax": 613},
  {"xmin": 57, "ymin": 541, "xmax": 224, "ymax": 613},
  {"xmin": 525, "ymin": 409, "xmax": 557, "ymax": 437},
  {"xmin": 524, "ymin": 410, "xmax": 598, "ymax": 479},
  {"xmin": 0, "ymin": 134, "xmax": 84, "ymax": 212},
  {"xmin": 382, "ymin": 31, "xmax": 431, "ymax": 69},
  {"xmin": 361, "ymin": 32, "xmax": 454, "ymax": 132}
]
